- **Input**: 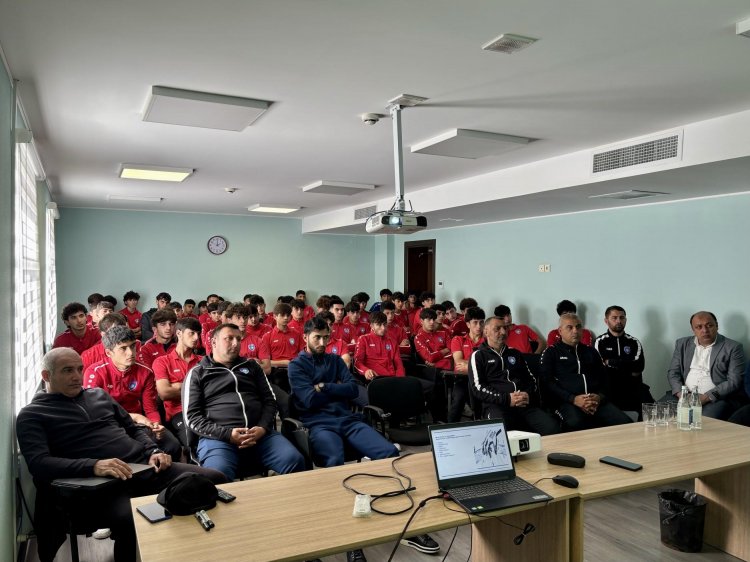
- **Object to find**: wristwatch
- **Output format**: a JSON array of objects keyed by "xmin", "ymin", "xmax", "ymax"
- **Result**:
[
  {"xmin": 150, "ymin": 448, "xmax": 164, "ymax": 456},
  {"xmin": 315, "ymin": 382, "xmax": 325, "ymax": 392}
]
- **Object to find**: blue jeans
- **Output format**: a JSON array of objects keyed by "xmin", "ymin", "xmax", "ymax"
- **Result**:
[
  {"xmin": 197, "ymin": 431, "xmax": 305, "ymax": 480},
  {"xmin": 308, "ymin": 416, "xmax": 399, "ymax": 467}
]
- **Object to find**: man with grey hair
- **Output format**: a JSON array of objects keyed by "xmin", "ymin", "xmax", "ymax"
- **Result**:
[
  {"xmin": 666, "ymin": 310, "xmax": 746, "ymax": 420},
  {"xmin": 16, "ymin": 347, "xmax": 225, "ymax": 562},
  {"xmin": 540, "ymin": 313, "xmax": 632, "ymax": 431},
  {"xmin": 85, "ymin": 325, "xmax": 182, "ymax": 460}
]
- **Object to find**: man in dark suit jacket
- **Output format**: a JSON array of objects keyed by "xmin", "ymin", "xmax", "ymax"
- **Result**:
[{"xmin": 667, "ymin": 311, "xmax": 746, "ymax": 419}]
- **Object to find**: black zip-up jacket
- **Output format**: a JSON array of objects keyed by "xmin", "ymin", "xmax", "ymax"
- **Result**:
[
  {"xmin": 540, "ymin": 341, "xmax": 607, "ymax": 406},
  {"xmin": 468, "ymin": 342, "xmax": 541, "ymax": 408},
  {"xmin": 16, "ymin": 388, "xmax": 158, "ymax": 482},
  {"xmin": 594, "ymin": 331, "xmax": 645, "ymax": 374},
  {"xmin": 182, "ymin": 355, "xmax": 277, "ymax": 442}
]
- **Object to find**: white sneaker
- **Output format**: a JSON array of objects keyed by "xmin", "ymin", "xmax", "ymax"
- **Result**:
[{"xmin": 92, "ymin": 528, "xmax": 111, "ymax": 540}]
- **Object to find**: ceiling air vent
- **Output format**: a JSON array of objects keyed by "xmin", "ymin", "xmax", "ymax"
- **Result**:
[
  {"xmin": 589, "ymin": 190, "xmax": 668, "ymax": 201},
  {"xmin": 354, "ymin": 205, "xmax": 377, "ymax": 220},
  {"xmin": 592, "ymin": 132, "xmax": 681, "ymax": 174},
  {"xmin": 482, "ymin": 34, "xmax": 538, "ymax": 54}
]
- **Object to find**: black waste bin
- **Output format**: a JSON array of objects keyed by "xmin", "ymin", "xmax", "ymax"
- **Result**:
[{"xmin": 658, "ymin": 489, "xmax": 707, "ymax": 552}]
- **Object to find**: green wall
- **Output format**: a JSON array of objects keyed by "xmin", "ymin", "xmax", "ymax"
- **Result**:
[
  {"xmin": 55, "ymin": 208, "xmax": 376, "ymax": 325},
  {"xmin": 1, "ymin": 62, "xmax": 18, "ymax": 560},
  {"xmin": 391, "ymin": 194, "xmax": 750, "ymax": 394}
]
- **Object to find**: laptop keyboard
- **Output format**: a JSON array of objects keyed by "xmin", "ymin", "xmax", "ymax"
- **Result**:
[{"xmin": 450, "ymin": 478, "xmax": 534, "ymax": 500}]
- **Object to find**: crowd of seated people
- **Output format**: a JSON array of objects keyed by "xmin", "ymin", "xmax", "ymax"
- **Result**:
[{"xmin": 40, "ymin": 288, "xmax": 749, "ymax": 559}]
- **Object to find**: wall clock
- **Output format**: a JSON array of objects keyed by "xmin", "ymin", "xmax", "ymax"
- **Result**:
[{"xmin": 207, "ymin": 235, "xmax": 228, "ymax": 255}]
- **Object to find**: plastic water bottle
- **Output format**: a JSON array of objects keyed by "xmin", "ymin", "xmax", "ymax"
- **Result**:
[
  {"xmin": 677, "ymin": 385, "xmax": 692, "ymax": 431},
  {"xmin": 690, "ymin": 386, "xmax": 702, "ymax": 430}
]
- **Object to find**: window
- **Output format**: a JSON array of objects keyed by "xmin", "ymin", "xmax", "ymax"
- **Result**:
[
  {"xmin": 45, "ymin": 204, "xmax": 58, "ymax": 349},
  {"xmin": 13, "ymin": 139, "xmax": 43, "ymax": 413}
]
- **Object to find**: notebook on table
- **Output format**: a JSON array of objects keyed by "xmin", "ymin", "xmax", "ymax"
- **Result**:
[
  {"xmin": 52, "ymin": 463, "xmax": 155, "ymax": 490},
  {"xmin": 428, "ymin": 419, "xmax": 552, "ymax": 513}
]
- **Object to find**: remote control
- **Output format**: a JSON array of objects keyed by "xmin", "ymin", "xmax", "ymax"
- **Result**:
[{"xmin": 217, "ymin": 488, "xmax": 236, "ymax": 503}]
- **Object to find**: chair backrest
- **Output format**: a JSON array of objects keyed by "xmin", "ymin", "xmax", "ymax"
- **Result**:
[{"xmin": 367, "ymin": 376, "xmax": 425, "ymax": 419}]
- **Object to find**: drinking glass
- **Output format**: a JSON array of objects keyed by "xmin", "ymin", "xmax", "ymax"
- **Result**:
[{"xmin": 642, "ymin": 403, "xmax": 657, "ymax": 427}]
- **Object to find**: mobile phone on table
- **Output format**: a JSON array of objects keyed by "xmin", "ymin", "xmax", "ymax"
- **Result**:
[
  {"xmin": 137, "ymin": 502, "xmax": 172, "ymax": 523},
  {"xmin": 599, "ymin": 456, "xmax": 643, "ymax": 471}
]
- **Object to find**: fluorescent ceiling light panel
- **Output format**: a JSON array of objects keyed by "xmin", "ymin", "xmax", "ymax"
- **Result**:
[
  {"xmin": 119, "ymin": 164, "xmax": 193, "ymax": 182},
  {"xmin": 248, "ymin": 204, "xmax": 299, "ymax": 214},
  {"xmin": 143, "ymin": 86, "xmax": 271, "ymax": 131},
  {"xmin": 107, "ymin": 195, "xmax": 164, "ymax": 203},
  {"xmin": 411, "ymin": 129, "xmax": 532, "ymax": 159},
  {"xmin": 302, "ymin": 181, "xmax": 376, "ymax": 196}
]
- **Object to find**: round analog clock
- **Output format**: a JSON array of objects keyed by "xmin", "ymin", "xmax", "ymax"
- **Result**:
[{"xmin": 207, "ymin": 235, "xmax": 228, "ymax": 255}]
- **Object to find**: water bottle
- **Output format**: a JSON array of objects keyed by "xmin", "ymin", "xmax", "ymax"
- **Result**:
[
  {"xmin": 677, "ymin": 385, "xmax": 691, "ymax": 431},
  {"xmin": 691, "ymin": 386, "xmax": 702, "ymax": 430}
]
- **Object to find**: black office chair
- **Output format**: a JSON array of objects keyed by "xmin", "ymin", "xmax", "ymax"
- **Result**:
[
  {"xmin": 366, "ymin": 376, "xmax": 431, "ymax": 446},
  {"xmin": 280, "ymin": 399, "xmax": 364, "ymax": 469}
]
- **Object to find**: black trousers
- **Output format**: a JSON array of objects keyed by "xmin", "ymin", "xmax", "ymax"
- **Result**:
[
  {"xmin": 556, "ymin": 401, "xmax": 633, "ymax": 432},
  {"xmin": 36, "ymin": 463, "xmax": 226, "ymax": 562},
  {"xmin": 482, "ymin": 404, "xmax": 561, "ymax": 436}
]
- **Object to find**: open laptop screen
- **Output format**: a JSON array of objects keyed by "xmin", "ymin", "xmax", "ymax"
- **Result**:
[{"xmin": 430, "ymin": 420, "xmax": 514, "ymax": 483}]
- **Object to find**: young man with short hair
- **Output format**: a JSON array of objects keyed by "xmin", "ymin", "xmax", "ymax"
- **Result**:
[
  {"xmin": 368, "ymin": 289, "xmax": 393, "ymax": 313},
  {"xmin": 258, "ymin": 304, "xmax": 304, "ymax": 376},
  {"xmin": 86, "ymin": 293, "xmax": 104, "ymax": 326},
  {"xmin": 381, "ymin": 302, "xmax": 410, "ymax": 353},
  {"xmin": 295, "ymin": 290, "xmax": 316, "ymax": 322},
  {"xmin": 342, "ymin": 301, "xmax": 369, "ymax": 354},
  {"xmin": 441, "ymin": 300, "xmax": 458, "ymax": 337},
  {"xmin": 449, "ymin": 307, "xmax": 486, "ymax": 422},
  {"xmin": 85, "ymin": 325, "xmax": 182, "ymax": 460},
  {"xmin": 200, "ymin": 302, "xmax": 222, "ymax": 353},
  {"xmin": 81, "ymin": 312, "xmax": 130, "ymax": 369},
  {"xmin": 183, "ymin": 298, "xmax": 198, "ymax": 319},
  {"xmin": 140, "ymin": 292, "xmax": 171, "ymax": 342},
  {"xmin": 153, "ymin": 317, "xmax": 202, "ymax": 448},
  {"xmin": 452, "ymin": 298, "xmax": 479, "ymax": 338},
  {"xmin": 288, "ymin": 299, "xmax": 307, "ymax": 332},
  {"xmin": 53, "ymin": 302, "xmax": 101, "ymax": 354},
  {"xmin": 90, "ymin": 300, "xmax": 114, "ymax": 329},
  {"xmin": 495, "ymin": 304, "xmax": 545, "ymax": 355},
  {"xmin": 546, "ymin": 300, "xmax": 595, "ymax": 347},
  {"xmin": 354, "ymin": 312, "xmax": 405, "ymax": 380},
  {"xmin": 414, "ymin": 308, "xmax": 452, "ymax": 422},
  {"xmin": 138, "ymin": 309, "xmax": 177, "ymax": 370},
  {"xmin": 167, "ymin": 301, "xmax": 183, "ymax": 318},
  {"xmin": 315, "ymin": 295, "xmax": 332, "ymax": 314},
  {"xmin": 353, "ymin": 292, "xmax": 371, "ymax": 323},
  {"xmin": 197, "ymin": 300, "xmax": 208, "ymax": 318},
  {"xmin": 119, "ymin": 290, "xmax": 142, "ymax": 339},
  {"xmin": 411, "ymin": 291, "xmax": 436, "ymax": 334},
  {"xmin": 328, "ymin": 297, "xmax": 347, "ymax": 341},
  {"xmin": 390, "ymin": 292, "xmax": 410, "ymax": 333}
]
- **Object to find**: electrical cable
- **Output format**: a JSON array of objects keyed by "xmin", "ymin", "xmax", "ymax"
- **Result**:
[
  {"xmin": 342, "ymin": 453, "xmax": 418, "ymax": 515},
  {"xmin": 386, "ymin": 494, "xmax": 444, "ymax": 562}
]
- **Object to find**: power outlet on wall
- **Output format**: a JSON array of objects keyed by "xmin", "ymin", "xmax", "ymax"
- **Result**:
[{"xmin": 538, "ymin": 264, "xmax": 551, "ymax": 273}]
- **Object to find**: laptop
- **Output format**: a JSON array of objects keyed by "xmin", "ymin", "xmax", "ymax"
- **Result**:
[{"xmin": 428, "ymin": 419, "xmax": 552, "ymax": 513}]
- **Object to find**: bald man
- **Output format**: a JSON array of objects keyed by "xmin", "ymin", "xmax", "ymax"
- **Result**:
[
  {"xmin": 16, "ymin": 348, "xmax": 225, "ymax": 562},
  {"xmin": 666, "ymin": 311, "xmax": 746, "ymax": 420}
]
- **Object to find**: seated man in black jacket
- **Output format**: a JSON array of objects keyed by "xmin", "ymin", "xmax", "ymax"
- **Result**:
[
  {"xmin": 16, "ymin": 347, "xmax": 226, "ymax": 562},
  {"xmin": 469, "ymin": 316, "xmax": 560, "ymax": 435},
  {"xmin": 540, "ymin": 313, "xmax": 632, "ymax": 431},
  {"xmin": 182, "ymin": 323, "xmax": 305, "ymax": 480}
]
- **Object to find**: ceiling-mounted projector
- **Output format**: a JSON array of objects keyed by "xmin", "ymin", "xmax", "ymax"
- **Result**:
[
  {"xmin": 365, "ymin": 93, "xmax": 428, "ymax": 234},
  {"xmin": 366, "ymin": 210, "xmax": 427, "ymax": 233}
]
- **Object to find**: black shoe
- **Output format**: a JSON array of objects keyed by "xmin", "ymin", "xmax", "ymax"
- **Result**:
[
  {"xmin": 401, "ymin": 533, "xmax": 440, "ymax": 554},
  {"xmin": 346, "ymin": 549, "xmax": 367, "ymax": 562}
]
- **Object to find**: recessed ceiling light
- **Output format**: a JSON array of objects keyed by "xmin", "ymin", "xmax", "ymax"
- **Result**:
[
  {"xmin": 588, "ymin": 190, "xmax": 668, "ymax": 200},
  {"xmin": 247, "ymin": 204, "xmax": 300, "ymax": 214},
  {"xmin": 482, "ymin": 33, "xmax": 539, "ymax": 54},
  {"xmin": 737, "ymin": 17, "xmax": 750, "ymax": 38},
  {"xmin": 411, "ymin": 129, "xmax": 532, "ymax": 159},
  {"xmin": 119, "ymin": 164, "xmax": 193, "ymax": 182},
  {"xmin": 107, "ymin": 195, "xmax": 164, "ymax": 203},
  {"xmin": 439, "ymin": 218, "xmax": 464, "ymax": 222},
  {"xmin": 301, "ymin": 181, "xmax": 376, "ymax": 196},
  {"xmin": 143, "ymin": 86, "xmax": 272, "ymax": 131}
]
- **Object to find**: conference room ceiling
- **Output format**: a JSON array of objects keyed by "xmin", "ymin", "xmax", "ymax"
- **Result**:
[{"xmin": 2, "ymin": 0, "xmax": 750, "ymax": 232}]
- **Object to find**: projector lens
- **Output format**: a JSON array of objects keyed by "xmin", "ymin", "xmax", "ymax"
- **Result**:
[{"xmin": 388, "ymin": 216, "xmax": 400, "ymax": 225}]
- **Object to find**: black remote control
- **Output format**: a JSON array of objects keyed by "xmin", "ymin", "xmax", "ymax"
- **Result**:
[{"xmin": 217, "ymin": 488, "xmax": 236, "ymax": 503}]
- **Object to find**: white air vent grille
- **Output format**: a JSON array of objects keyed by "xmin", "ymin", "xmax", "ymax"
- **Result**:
[
  {"xmin": 482, "ymin": 34, "xmax": 538, "ymax": 54},
  {"xmin": 593, "ymin": 135, "xmax": 679, "ymax": 174},
  {"xmin": 354, "ymin": 205, "xmax": 377, "ymax": 220}
]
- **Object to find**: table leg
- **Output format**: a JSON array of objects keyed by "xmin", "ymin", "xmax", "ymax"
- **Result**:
[
  {"xmin": 472, "ymin": 500, "xmax": 571, "ymax": 562},
  {"xmin": 696, "ymin": 465, "xmax": 750, "ymax": 560}
]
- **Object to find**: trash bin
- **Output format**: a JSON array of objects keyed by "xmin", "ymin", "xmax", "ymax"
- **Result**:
[{"xmin": 658, "ymin": 489, "xmax": 707, "ymax": 552}]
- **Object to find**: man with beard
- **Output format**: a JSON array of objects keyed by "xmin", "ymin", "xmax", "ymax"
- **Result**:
[
  {"xmin": 288, "ymin": 317, "xmax": 439, "ymax": 560},
  {"xmin": 594, "ymin": 306, "xmax": 653, "ymax": 415}
]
